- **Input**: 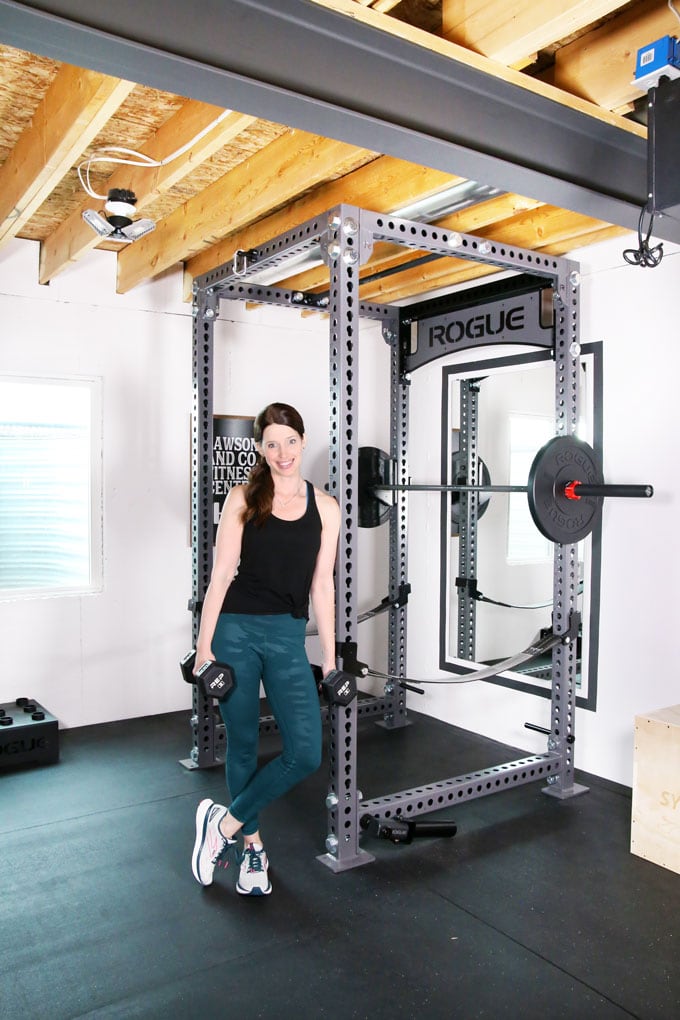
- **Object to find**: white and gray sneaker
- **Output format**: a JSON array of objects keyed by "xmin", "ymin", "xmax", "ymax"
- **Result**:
[
  {"xmin": 237, "ymin": 842, "xmax": 272, "ymax": 896},
  {"xmin": 192, "ymin": 799, "xmax": 236, "ymax": 886}
]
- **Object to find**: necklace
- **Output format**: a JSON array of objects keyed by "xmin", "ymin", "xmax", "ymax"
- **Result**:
[{"xmin": 274, "ymin": 482, "xmax": 303, "ymax": 508}]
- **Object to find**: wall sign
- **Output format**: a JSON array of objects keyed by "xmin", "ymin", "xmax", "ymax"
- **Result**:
[{"xmin": 212, "ymin": 414, "xmax": 256, "ymax": 540}]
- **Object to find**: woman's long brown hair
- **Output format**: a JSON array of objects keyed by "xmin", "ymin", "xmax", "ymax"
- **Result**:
[{"xmin": 242, "ymin": 402, "xmax": 305, "ymax": 526}]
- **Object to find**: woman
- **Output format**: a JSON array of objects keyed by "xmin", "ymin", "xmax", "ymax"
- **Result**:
[{"xmin": 190, "ymin": 402, "xmax": 340, "ymax": 896}]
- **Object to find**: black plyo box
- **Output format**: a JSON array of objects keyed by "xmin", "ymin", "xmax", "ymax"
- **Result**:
[{"xmin": 0, "ymin": 700, "xmax": 59, "ymax": 769}]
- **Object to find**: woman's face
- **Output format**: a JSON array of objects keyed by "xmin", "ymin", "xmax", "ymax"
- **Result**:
[{"xmin": 259, "ymin": 423, "xmax": 304, "ymax": 479}]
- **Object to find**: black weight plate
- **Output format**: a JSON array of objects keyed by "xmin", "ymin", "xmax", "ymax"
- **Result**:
[
  {"xmin": 358, "ymin": 446, "xmax": 393, "ymax": 528},
  {"xmin": 527, "ymin": 435, "xmax": 603, "ymax": 544}
]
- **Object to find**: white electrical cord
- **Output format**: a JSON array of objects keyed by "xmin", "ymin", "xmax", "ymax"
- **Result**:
[
  {"xmin": 669, "ymin": 1, "xmax": 680, "ymax": 26},
  {"xmin": 77, "ymin": 109, "xmax": 232, "ymax": 200}
]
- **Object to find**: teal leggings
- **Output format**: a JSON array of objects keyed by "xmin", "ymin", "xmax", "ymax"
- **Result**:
[{"xmin": 212, "ymin": 612, "xmax": 322, "ymax": 836}]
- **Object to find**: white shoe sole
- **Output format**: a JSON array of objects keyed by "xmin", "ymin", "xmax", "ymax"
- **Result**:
[
  {"xmin": 236, "ymin": 880, "xmax": 272, "ymax": 896},
  {"xmin": 191, "ymin": 798, "xmax": 216, "ymax": 886}
]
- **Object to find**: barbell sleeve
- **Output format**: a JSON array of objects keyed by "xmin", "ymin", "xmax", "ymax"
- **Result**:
[{"xmin": 562, "ymin": 482, "xmax": 654, "ymax": 500}]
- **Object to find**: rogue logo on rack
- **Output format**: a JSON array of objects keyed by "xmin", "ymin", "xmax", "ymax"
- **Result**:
[
  {"xmin": 408, "ymin": 289, "xmax": 554, "ymax": 373},
  {"xmin": 427, "ymin": 306, "xmax": 525, "ymax": 347}
]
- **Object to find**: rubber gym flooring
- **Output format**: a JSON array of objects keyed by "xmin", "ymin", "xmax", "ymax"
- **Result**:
[{"xmin": 2, "ymin": 706, "xmax": 679, "ymax": 1020}]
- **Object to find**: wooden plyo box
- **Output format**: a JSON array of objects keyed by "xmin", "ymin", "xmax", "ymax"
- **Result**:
[{"xmin": 631, "ymin": 704, "xmax": 680, "ymax": 875}]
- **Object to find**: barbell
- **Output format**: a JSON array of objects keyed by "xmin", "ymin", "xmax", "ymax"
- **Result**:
[{"xmin": 358, "ymin": 435, "xmax": 653, "ymax": 544}]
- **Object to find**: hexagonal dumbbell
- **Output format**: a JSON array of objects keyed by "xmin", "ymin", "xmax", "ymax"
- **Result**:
[{"xmin": 320, "ymin": 668, "xmax": 357, "ymax": 706}]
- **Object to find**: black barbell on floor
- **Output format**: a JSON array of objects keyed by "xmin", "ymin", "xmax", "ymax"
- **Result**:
[
  {"xmin": 359, "ymin": 435, "xmax": 653, "ymax": 544},
  {"xmin": 360, "ymin": 813, "xmax": 458, "ymax": 845}
]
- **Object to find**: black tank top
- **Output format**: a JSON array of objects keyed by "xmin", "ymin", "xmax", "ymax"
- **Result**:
[{"xmin": 222, "ymin": 481, "xmax": 322, "ymax": 620}]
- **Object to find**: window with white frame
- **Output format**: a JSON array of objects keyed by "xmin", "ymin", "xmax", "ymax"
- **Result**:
[{"xmin": 0, "ymin": 376, "xmax": 102, "ymax": 597}]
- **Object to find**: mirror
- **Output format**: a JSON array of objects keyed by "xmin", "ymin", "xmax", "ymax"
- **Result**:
[{"xmin": 440, "ymin": 344, "xmax": 602, "ymax": 710}]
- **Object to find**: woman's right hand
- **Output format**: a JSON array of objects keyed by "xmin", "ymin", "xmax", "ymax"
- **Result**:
[{"xmin": 193, "ymin": 648, "xmax": 215, "ymax": 675}]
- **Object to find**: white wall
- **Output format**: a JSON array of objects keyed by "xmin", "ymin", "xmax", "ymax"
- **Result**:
[{"xmin": 405, "ymin": 235, "xmax": 680, "ymax": 787}]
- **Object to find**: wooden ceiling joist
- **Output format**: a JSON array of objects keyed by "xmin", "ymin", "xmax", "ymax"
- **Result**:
[
  {"xmin": 39, "ymin": 104, "xmax": 256, "ymax": 284},
  {"xmin": 184, "ymin": 154, "xmax": 461, "ymax": 296},
  {"xmin": 469, "ymin": 204, "xmax": 612, "ymax": 251},
  {"xmin": 117, "ymin": 129, "xmax": 376, "ymax": 293},
  {"xmin": 278, "ymin": 192, "xmax": 545, "ymax": 294},
  {"xmin": 310, "ymin": 0, "xmax": 646, "ymax": 135},
  {"xmin": 550, "ymin": 0, "xmax": 680, "ymax": 110},
  {"xmin": 441, "ymin": 0, "xmax": 625, "ymax": 70},
  {"xmin": 541, "ymin": 222, "xmax": 630, "ymax": 255},
  {"xmin": 0, "ymin": 64, "xmax": 134, "ymax": 246},
  {"xmin": 357, "ymin": 205, "xmax": 616, "ymax": 304},
  {"xmin": 436, "ymin": 191, "xmax": 545, "ymax": 234},
  {"xmin": 359, "ymin": 255, "xmax": 498, "ymax": 305}
]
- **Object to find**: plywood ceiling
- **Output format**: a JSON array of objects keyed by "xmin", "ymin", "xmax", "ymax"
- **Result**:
[{"xmin": 0, "ymin": 0, "xmax": 675, "ymax": 304}]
